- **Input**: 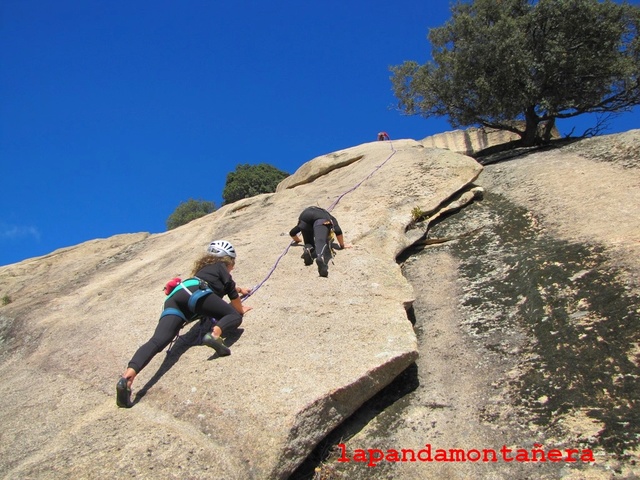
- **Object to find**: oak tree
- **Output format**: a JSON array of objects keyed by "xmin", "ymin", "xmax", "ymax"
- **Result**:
[{"xmin": 391, "ymin": 0, "xmax": 640, "ymax": 146}]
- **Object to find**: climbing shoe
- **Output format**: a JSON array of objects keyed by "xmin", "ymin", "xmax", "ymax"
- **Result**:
[
  {"xmin": 317, "ymin": 258, "xmax": 329, "ymax": 278},
  {"xmin": 116, "ymin": 377, "xmax": 131, "ymax": 408},
  {"xmin": 202, "ymin": 333, "xmax": 231, "ymax": 356},
  {"xmin": 301, "ymin": 247, "xmax": 313, "ymax": 266}
]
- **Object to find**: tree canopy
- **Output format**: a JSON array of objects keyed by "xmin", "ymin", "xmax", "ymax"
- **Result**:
[
  {"xmin": 222, "ymin": 163, "xmax": 289, "ymax": 205},
  {"xmin": 166, "ymin": 198, "xmax": 216, "ymax": 230},
  {"xmin": 391, "ymin": 0, "xmax": 640, "ymax": 146}
]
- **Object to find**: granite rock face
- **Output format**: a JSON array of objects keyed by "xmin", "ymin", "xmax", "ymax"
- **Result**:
[
  {"xmin": 0, "ymin": 139, "xmax": 482, "ymax": 479},
  {"xmin": 311, "ymin": 130, "xmax": 640, "ymax": 480},
  {"xmin": 421, "ymin": 124, "xmax": 560, "ymax": 155}
]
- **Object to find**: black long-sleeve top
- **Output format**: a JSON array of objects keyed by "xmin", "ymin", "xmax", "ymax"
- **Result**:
[
  {"xmin": 289, "ymin": 206, "xmax": 343, "ymax": 237},
  {"xmin": 195, "ymin": 262, "xmax": 239, "ymax": 300}
]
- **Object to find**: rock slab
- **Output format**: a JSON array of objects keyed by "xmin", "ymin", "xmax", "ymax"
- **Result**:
[{"xmin": 0, "ymin": 139, "xmax": 482, "ymax": 479}]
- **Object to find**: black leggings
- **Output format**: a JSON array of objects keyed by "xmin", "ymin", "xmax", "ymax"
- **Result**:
[
  {"xmin": 127, "ymin": 289, "xmax": 242, "ymax": 373},
  {"xmin": 301, "ymin": 220, "xmax": 332, "ymax": 263}
]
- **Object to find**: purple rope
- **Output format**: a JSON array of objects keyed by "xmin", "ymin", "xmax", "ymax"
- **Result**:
[
  {"xmin": 327, "ymin": 140, "xmax": 396, "ymax": 212},
  {"xmin": 242, "ymin": 241, "xmax": 293, "ymax": 300},
  {"xmin": 245, "ymin": 139, "xmax": 396, "ymax": 299}
]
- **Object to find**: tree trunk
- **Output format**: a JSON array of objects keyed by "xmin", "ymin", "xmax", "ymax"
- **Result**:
[
  {"xmin": 541, "ymin": 117, "xmax": 556, "ymax": 143},
  {"xmin": 521, "ymin": 106, "xmax": 540, "ymax": 147}
]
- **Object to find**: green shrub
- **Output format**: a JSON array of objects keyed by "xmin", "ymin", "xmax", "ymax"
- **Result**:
[
  {"xmin": 166, "ymin": 198, "xmax": 216, "ymax": 230},
  {"xmin": 222, "ymin": 163, "xmax": 289, "ymax": 205}
]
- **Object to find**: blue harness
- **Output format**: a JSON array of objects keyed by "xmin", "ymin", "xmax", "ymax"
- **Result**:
[{"xmin": 160, "ymin": 277, "xmax": 213, "ymax": 322}]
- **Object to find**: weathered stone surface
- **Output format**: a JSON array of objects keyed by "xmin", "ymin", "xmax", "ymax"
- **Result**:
[
  {"xmin": 421, "ymin": 127, "xmax": 520, "ymax": 155},
  {"xmin": 422, "ymin": 124, "xmax": 560, "ymax": 155},
  {"xmin": 0, "ymin": 139, "xmax": 481, "ymax": 479},
  {"xmin": 5, "ymin": 132, "xmax": 637, "ymax": 480},
  {"xmin": 309, "ymin": 130, "xmax": 640, "ymax": 479}
]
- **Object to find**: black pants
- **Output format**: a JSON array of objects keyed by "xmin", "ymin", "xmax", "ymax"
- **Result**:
[
  {"xmin": 301, "ymin": 219, "xmax": 332, "ymax": 264},
  {"xmin": 127, "ymin": 288, "xmax": 241, "ymax": 373}
]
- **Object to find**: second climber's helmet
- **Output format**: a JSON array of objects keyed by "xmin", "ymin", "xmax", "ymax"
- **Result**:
[{"xmin": 207, "ymin": 239, "xmax": 237, "ymax": 258}]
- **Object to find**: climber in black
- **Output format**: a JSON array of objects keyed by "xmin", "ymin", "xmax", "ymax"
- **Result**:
[
  {"xmin": 116, "ymin": 240, "xmax": 252, "ymax": 408},
  {"xmin": 289, "ymin": 206, "xmax": 350, "ymax": 277}
]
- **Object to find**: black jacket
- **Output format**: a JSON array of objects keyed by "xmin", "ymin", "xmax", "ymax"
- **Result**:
[{"xmin": 195, "ymin": 262, "xmax": 239, "ymax": 300}]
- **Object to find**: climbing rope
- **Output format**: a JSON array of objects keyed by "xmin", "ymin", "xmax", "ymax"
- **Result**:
[
  {"xmin": 241, "ymin": 241, "xmax": 293, "ymax": 301},
  {"xmin": 168, "ymin": 138, "xmax": 396, "ymax": 350},
  {"xmin": 326, "ymin": 140, "xmax": 397, "ymax": 212},
  {"xmin": 243, "ymin": 138, "xmax": 397, "ymax": 300}
]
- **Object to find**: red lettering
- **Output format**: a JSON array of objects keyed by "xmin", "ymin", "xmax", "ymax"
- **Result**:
[
  {"xmin": 500, "ymin": 445, "xmax": 514, "ymax": 462},
  {"xmin": 386, "ymin": 449, "xmax": 400, "ymax": 463},
  {"xmin": 368, "ymin": 449, "xmax": 384, "ymax": 467},
  {"xmin": 353, "ymin": 449, "xmax": 367, "ymax": 463},
  {"xmin": 334, "ymin": 443, "xmax": 596, "ymax": 464},
  {"xmin": 547, "ymin": 449, "xmax": 563, "ymax": 461},
  {"xmin": 565, "ymin": 449, "xmax": 579, "ymax": 462},
  {"xmin": 580, "ymin": 450, "xmax": 596, "ymax": 463},
  {"xmin": 417, "ymin": 444, "xmax": 432, "ymax": 462},
  {"xmin": 337, "ymin": 443, "xmax": 350, "ymax": 463},
  {"xmin": 467, "ymin": 449, "xmax": 481, "ymax": 462},
  {"xmin": 531, "ymin": 444, "xmax": 546, "ymax": 462},
  {"xmin": 434, "ymin": 449, "xmax": 448, "ymax": 461},
  {"xmin": 448, "ymin": 449, "xmax": 466, "ymax": 462},
  {"xmin": 400, "ymin": 449, "xmax": 416, "ymax": 462},
  {"xmin": 482, "ymin": 449, "xmax": 498, "ymax": 462}
]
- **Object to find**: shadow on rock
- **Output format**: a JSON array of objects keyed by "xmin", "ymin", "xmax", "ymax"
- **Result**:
[
  {"xmin": 133, "ymin": 321, "xmax": 245, "ymax": 405},
  {"xmin": 290, "ymin": 362, "xmax": 420, "ymax": 479}
]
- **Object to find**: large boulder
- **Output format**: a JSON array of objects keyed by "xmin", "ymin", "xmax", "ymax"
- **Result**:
[{"xmin": 0, "ymin": 139, "xmax": 482, "ymax": 479}]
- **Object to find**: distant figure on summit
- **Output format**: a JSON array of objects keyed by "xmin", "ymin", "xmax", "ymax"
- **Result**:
[
  {"xmin": 377, "ymin": 131, "xmax": 390, "ymax": 141},
  {"xmin": 289, "ymin": 206, "xmax": 350, "ymax": 278}
]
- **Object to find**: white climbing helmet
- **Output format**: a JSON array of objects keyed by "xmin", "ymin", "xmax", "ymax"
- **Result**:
[{"xmin": 207, "ymin": 239, "xmax": 236, "ymax": 258}]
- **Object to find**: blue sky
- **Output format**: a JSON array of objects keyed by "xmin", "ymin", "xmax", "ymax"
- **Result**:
[{"xmin": 1, "ymin": 0, "xmax": 638, "ymax": 266}]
